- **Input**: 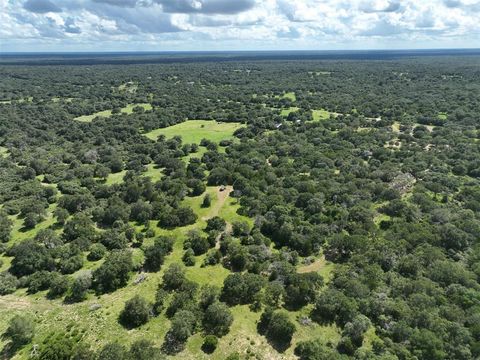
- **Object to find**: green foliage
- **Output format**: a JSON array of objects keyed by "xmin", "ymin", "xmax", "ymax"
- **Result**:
[
  {"xmin": 158, "ymin": 206, "xmax": 197, "ymax": 228},
  {"xmin": 205, "ymin": 216, "xmax": 226, "ymax": 232},
  {"xmin": 162, "ymin": 263, "xmax": 186, "ymax": 291},
  {"xmin": 144, "ymin": 236, "xmax": 173, "ymax": 272},
  {"xmin": 184, "ymin": 230, "xmax": 210, "ymax": 255},
  {"xmin": 312, "ymin": 288, "xmax": 358, "ymax": 326},
  {"xmin": 2, "ymin": 55, "xmax": 480, "ymax": 360},
  {"xmin": 295, "ymin": 340, "xmax": 345, "ymax": 360},
  {"xmin": 129, "ymin": 339, "xmax": 164, "ymax": 360},
  {"xmin": 5, "ymin": 315, "xmax": 35, "ymax": 347},
  {"xmin": 0, "ymin": 211, "xmax": 12, "ymax": 242},
  {"xmin": 153, "ymin": 287, "xmax": 169, "ymax": 315},
  {"xmin": 202, "ymin": 193, "xmax": 212, "ymax": 208},
  {"xmin": 27, "ymin": 270, "xmax": 56, "ymax": 294},
  {"xmin": 182, "ymin": 248, "xmax": 196, "ymax": 266},
  {"xmin": 63, "ymin": 213, "xmax": 96, "ymax": 242},
  {"xmin": 119, "ymin": 295, "xmax": 151, "ymax": 328},
  {"xmin": 258, "ymin": 309, "xmax": 296, "ymax": 349},
  {"xmin": 199, "ymin": 284, "xmax": 220, "ymax": 310},
  {"xmin": 38, "ymin": 332, "xmax": 76, "ymax": 360},
  {"xmin": 221, "ymin": 273, "xmax": 265, "ymax": 305},
  {"xmin": 0, "ymin": 271, "xmax": 19, "ymax": 295},
  {"xmin": 66, "ymin": 271, "xmax": 92, "ymax": 303},
  {"xmin": 47, "ymin": 274, "xmax": 70, "ymax": 299},
  {"xmin": 93, "ymin": 250, "xmax": 132, "ymax": 293},
  {"xmin": 232, "ymin": 220, "xmax": 250, "ymax": 237},
  {"xmin": 202, "ymin": 301, "xmax": 233, "ymax": 336},
  {"xmin": 9, "ymin": 240, "xmax": 54, "ymax": 277},
  {"xmin": 162, "ymin": 310, "xmax": 197, "ymax": 354},
  {"xmin": 87, "ymin": 243, "xmax": 107, "ymax": 261},
  {"xmin": 97, "ymin": 342, "xmax": 128, "ymax": 360},
  {"xmin": 201, "ymin": 335, "xmax": 218, "ymax": 354}
]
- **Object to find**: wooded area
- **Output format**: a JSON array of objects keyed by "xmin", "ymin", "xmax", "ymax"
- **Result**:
[{"xmin": 0, "ymin": 55, "xmax": 479, "ymax": 359}]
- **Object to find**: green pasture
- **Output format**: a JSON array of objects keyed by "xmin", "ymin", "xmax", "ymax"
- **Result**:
[
  {"xmin": 74, "ymin": 103, "xmax": 152, "ymax": 122},
  {"xmin": 144, "ymin": 120, "xmax": 244, "ymax": 144}
]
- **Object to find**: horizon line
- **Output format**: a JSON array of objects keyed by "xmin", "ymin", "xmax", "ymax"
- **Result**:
[{"xmin": 2, "ymin": 47, "xmax": 480, "ymax": 55}]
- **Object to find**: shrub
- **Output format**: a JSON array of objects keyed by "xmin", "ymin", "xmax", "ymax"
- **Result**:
[
  {"xmin": 47, "ymin": 275, "xmax": 70, "ymax": 299},
  {"xmin": 93, "ymin": 250, "xmax": 132, "ymax": 293},
  {"xmin": 5, "ymin": 315, "xmax": 35, "ymax": 347},
  {"xmin": 203, "ymin": 301, "xmax": 233, "ymax": 337},
  {"xmin": 97, "ymin": 342, "xmax": 128, "ymax": 360},
  {"xmin": 202, "ymin": 194, "xmax": 211, "ymax": 208},
  {"xmin": 38, "ymin": 332, "xmax": 76, "ymax": 360},
  {"xmin": 182, "ymin": 248, "xmax": 196, "ymax": 266},
  {"xmin": 0, "ymin": 211, "xmax": 12, "ymax": 242},
  {"xmin": 0, "ymin": 272, "xmax": 18, "ymax": 295},
  {"xmin": 129, "ymin": 339, "xmax": 163, "ymax": 360},
  {"xmin": 258, "ymin": 309, "xmax": 296, "ymax": 349},
  {"xmin": 66, "ymin": 271, "xmax": 92, "ymax": 303},
  {"xmin": 201, "ymin": 335, "xmax": 218, "ymax": 354},
  {"xmin": 221, "ymin": 273, "xmax": 265, "ymax": 305},
  {"xmin": 87, "ymin": 243, "xmax": 106, "ymax": 261},
  {"xmin": 162, "ymin": 310, "xmax": 196, "ymax": 354},
  {"xmin": 144, "ymin": 236, "xmax": 173, "ymax": 272},
  {"xmin": 206, "ymin": 216, "xmax": 226, "ymax": 232},
  {"xmin": 162, "ymin": 264, "xmax": 186, "ymax": 291},
  {"xmin": 153, "ymin": 287, "xmax": 169, "ymax": 315},
  {"xmin": 232, "ymin": 221, "xmax": 250, "ymax": 237},
  {"xmin": 27, "ymin": 271, "xmax": 55, "ymax": 294},
  {"xmin": 119, "ymin": 295, "xmax": 151, "ymax": 328}
]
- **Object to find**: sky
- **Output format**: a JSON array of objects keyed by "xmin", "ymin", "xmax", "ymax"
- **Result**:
[{"xmin": 1, "ymin": 0, "xmax": 480, "ymax": 52}]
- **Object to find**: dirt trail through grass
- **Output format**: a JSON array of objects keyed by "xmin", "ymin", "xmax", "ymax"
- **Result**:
[
  {"xmin": 202, "ymin": 186, "xmax": 233, "ymax": 221},
  {"xmin": 200, "ymin": 186, "xmax": 234, "ymax": 249},
  {"xmin": 0, "ymin": 295, "xmax": 32, "ymax": 310}
]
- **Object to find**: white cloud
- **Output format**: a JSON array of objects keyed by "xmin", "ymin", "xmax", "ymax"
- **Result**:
[{"xmin": 1, "ymin": 0, "xmax": 479, "ymax": 51}]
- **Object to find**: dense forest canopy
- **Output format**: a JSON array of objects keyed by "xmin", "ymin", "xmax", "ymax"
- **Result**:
[{"xmin": 0, "ymin": 54, "xmax": 479, "ymax": 360}]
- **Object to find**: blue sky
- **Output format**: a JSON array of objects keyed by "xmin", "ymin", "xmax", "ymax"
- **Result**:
[{"xmin": 1, "ymin": 0, "xmax": 480, "ymax": 52}]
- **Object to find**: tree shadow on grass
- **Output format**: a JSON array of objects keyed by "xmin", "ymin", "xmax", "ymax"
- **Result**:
[
  {"xmin": 265, "ymin": 337, "xmax": 291, "ymax": 353},
  {"xmin": 0, "ymin": 340, "xmax": 23, "ymax": 360},
  {"xmin": 257, "ymin": 322, "xmax": 291, "ymax": 353}
]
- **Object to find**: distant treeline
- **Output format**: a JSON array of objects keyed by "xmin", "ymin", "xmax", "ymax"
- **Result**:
[{"xmin": 2, "ymin": 49, "xmax": 480, "ymax": 66}]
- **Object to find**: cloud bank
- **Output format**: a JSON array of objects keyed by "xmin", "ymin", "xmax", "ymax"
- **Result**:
[{"xmin": 1, "ymin": 0, "xmax": 479, "ymax": 51}]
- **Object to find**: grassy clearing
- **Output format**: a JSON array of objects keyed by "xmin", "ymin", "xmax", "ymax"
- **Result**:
[
  {"xmin": 103, "ymin": 163, "xmax": 163, "ymax": 186},
  {"xmin": 52, "ymin": 97, "xmax": 74, "ymax": 103},
  {"xmin": 74, "ymin": 109, "xmax": 114, "ymax": 122},
  {"xmin": 392, "ymin": 121, "xmax": 401, "ymax": 133},
  {"xmin": 297, "ymin": 256, "xmax": 335, "ymax": 283},
  {"xmin": 143, "ymin": 163, "xmax": 163, "ymax": 183},
  {"xmin": 0, "ymin": 146, "xmax": 8, "ymax": 157},
  {"xmin": 118, "ymin": 82, "xmax": 138, "ymax": 93},
  {"xmin": 122, "ymin": 103, "xmax": 152, "ymax": 115},
  {"xmin": 438, "ymin": 112, "xmax": 448, "ymax": 120},
  {"xmin": 274, "ymin": 92, "xmax": 296, "ymax": 101},
  {"xmin": 9, "ymin": 203, "xmax": 58, "ymax": 244},
  {"xmin": 183, "ymin": 146, "xmax": 208, "ymax": 162},
  {"xmin": 0, "ymin": 97, "xmax": 32, "ymax": 104},
  {"xmin": 280, "ymin": 107, "xmax": 299, "ymax": 116},
  {"xmin": 287, "ymin": 305, "xmax": 341, "ymax": 357},
  {"xmin": 104, "ymin": 170, "xmax": 127, "ymax": 185},
  {"xmin": 144, "ymin": 120, "xmax": 244, "ymax": 144},
  {"xmin": 74, "ymin": 103, "xmax": 152, "ymax": 122},
  {"xmin": 312, "ymin": 109, "xmax": 334, "ymax": 121},
  {"xmin": 283, "ymin": 92, "xmax": 296, "ymax": 101}
]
